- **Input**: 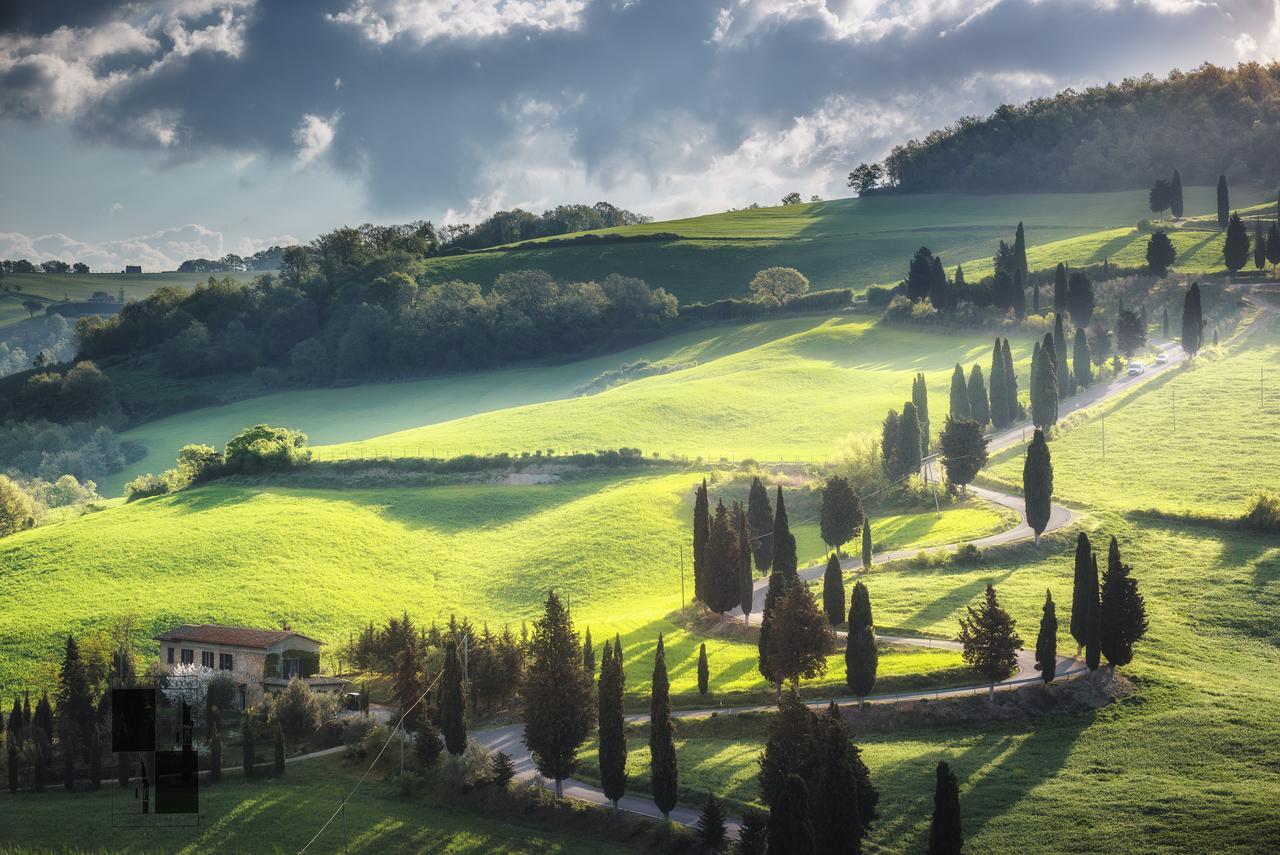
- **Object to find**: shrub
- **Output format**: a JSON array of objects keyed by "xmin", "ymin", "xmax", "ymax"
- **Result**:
[
  {"xmin": 953, "ymin": 543, "xmax": 983, "ymax": 565},
  {"xmin": 864, "ymin": 285, "xmax": 897, "ymax": 307},
  {"xmin": 124, "ymin": 472, "xmax": 172, "ymax": 502},
  {"xmin": 0, "ymin": 474, "xmax": 36, "ymax": 536},
  {"xmin": 1241, "ymin": 491, "xmax": 1280, "ymax": 534},
  {"xmin": 223, "ymin": 424, "xmax": 311, "ymax": 474},
  {"xmin": 176, "ymin": 444, "xmax": 223, "ymax": 483},
  {"xmin": 273, "ymin": 678, "xmax": 321, "ymax": 741}
]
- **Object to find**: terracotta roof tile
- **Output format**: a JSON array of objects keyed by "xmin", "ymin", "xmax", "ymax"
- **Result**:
[{"xmin": 153, "ymin": 624, "xmax": 323, "ymax": 649}]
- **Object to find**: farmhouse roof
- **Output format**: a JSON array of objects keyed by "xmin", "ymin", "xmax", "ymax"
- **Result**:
[{"xmin": 153, "ymin": 624, "xmax": 324, "ymax": 649}]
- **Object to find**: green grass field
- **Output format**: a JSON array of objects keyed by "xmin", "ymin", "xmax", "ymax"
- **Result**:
[
  {"xmin": 421, "ymin": 186, "xmax": 1265, "ymax": 303},
  {"xmin": 0, "ymin": 271, "xmax": 217, "ymax": 331}
]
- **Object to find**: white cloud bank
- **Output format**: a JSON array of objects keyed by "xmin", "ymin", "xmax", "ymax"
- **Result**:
[{"xmin": 0, "ymin": 224, "xmax": 299, "ymax": 272}]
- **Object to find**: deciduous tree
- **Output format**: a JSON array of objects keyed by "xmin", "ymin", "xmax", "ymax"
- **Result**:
[
  {"xmin": 1066, "ymin": 271, "xmax": 1095, "ymax": 328},
  {"xmin": 749, "ymin": 267, "xmax": 810, "ymax": 306},
  {"xmin": 820, "ymin": 475, "xmax": 862, "ymax": 554},
  {"xmin": 1116, "ymin": 309, "xmax": 1146, "ymax": 356},
  {"xmin": 938, "ymin": 417, "xmax": 988, "ymax": 491}
]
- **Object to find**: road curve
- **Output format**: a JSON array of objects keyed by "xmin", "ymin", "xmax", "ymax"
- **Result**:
[{"xmin": 471, "ymin": 334, "xmax": 1192, "ymax": 830}]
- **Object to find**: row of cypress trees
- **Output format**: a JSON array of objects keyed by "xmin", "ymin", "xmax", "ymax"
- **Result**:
[
  {"xmin": 1069, "ymin": 533, "xmax": 1149, "ymax": 671},
  {"xmin": 987, "ymin": 338, "xmax": 1021, "ymax": 429}
]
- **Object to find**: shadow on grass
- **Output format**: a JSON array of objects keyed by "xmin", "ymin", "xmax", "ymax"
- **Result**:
[{"xmin": 892, "ymin": 569, "xmax": 1016, "ymax": 635}]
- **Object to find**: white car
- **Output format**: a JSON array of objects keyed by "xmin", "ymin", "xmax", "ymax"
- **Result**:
[
  {"xmin": 1127, "ymin": 361, "xmax": 1146, "ymax": 376},
  {"xmin": 1155, "ymin": 352, "xmax": 1169, "ymax": 365}
]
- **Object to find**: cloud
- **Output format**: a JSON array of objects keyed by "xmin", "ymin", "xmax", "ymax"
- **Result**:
[
  {"xmin": 0, "ymin": 223, "xmax": 227, "ymax": 271},
  {"xmin": 327, "ymin": 0, "xmax": 588, "ymax": 44},
  {"xmin": 110, "ymin": 202, "xmax": 124, "ymax": 214},
  {"xmin": 292, "ymin": 112, "xmax": 339, "ymax": 170}
]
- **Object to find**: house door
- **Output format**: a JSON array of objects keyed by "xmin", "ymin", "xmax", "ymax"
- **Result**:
[{"xmin": 238, "ymin": 686, "xmax": 246, "ymax": 710}]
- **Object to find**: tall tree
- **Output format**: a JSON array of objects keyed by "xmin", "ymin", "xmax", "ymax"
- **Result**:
[
  {"xmin": 1013, "ymin": 222, "xmax": 1029, "ymax": 279},
  {"xmin": 1069, "ymin": 533, "xmax": 1094, "ymax": 652},
  {"xmin": 958, "ymin": 584, "xmax": 1023, "ymax": 700},
  {"xmin": 1148, "ymin": 178, "xmax": 1171, "ymax": 218},
  {"xmin": 847, "ymin": 582, "xmax": 877, "ymax": 705},
  {"xmin": 954, "ymin": 265, "xmax": 967, "ymax": 292},
  {"xmin": 823, "ymin": 553, "xmax": 845, "ymax": 627},
  {"xmin": 697, "ymin": 642, "xmax": 710, "ymax": 695},
  {"xmin": 1268, "ymin": 222, "xmax": 1280, "ymax": 271},
  {"xmin": 1216, "ymin": 174, "xmax": 1230, "ymax": 229},
  {"xmin": 1116, "ymin": 309, "xmax": 1146, "ymax": 356},
  {"xmin": 737, "ymin": 504, "xmax": 755, "ymax": 625},
  {"xmin": 1224, "ymin": 212, "xmax": 1251, "ymax": 272},
  {"xmin": 759, "ymin": 693, "xmax": 820, "ymax": 853},
  {"xmin": 929, "ymin": 255, "xmax": 949, "ymax": 310},
  {"xmin": 757, "ymin": 569, "xmax": 788, "ymax": 690},
  {"xmin": 440, "ymin": 640, "xmax": 467, "ymax": 756},
  {"xmin": 861, "ymin": 517, "xmax": 873, "ymax": 571},
  {"xmin": 849, "ymin": 581, "xmax": 874, "ymax": 631},
  {"xmin": 1072, "ymin": 327, "xmax": 1091, "ymax": 390},
  {"xmin": 1255, "ymin": 220, "xmax": 1268, "ymax": 270},
  {"xmin": 949, "ymin": 364, "xmax": 971, "ymax": 420},
  {"xmin": 938, "ymin": 417, "xmax": 988, "ymax": 492},
  {"xmin": 988, "ymin": 340, "xmax": 1008, "ymax": 429},
  {"xmin": 1053, "ymin": 263, "xmax": 1068, "ymax": 314},
  {"xmin": 1002, "ymin": 338, "xmax": 1019, "ymax": 425},
  {"xmin": 1023, "ymin": 429, "xmax": 1053, "ymax": 545},
  {"xmin": 523, "ymin": 591, "xmax": 595, "ymax": 798},
  {"xmin": 1053, "ymin": 314, "xmax": 1072, "ymax": 397},
  {"xmin": 907, "ymin": 247, "xmax": 935, "ymax": 302},
  {"xmin": 1034, "ymin": 590, "xmax": 1057, "ymax": 684},
  {"xmin": 1181, "ymin": 283, "xmax": 1203, "ymax": 356},
  {"xmin": 817, "ymin": 702, "xmax": 878, "ymax": 853},
  {"xmin": 881, "ymin": 409, "xmax": 902, "ymax": 479},
  {"xmin": 582, "ymin": 627, "xmax": 595, "ymax": 678},
  {"xmin": 898, "ymin": 402, "xmax": 923, "ymax": 478},
  {"xmin": 927, "ymin": 761, "xmax": 964, "ymax": 855},
  {"xmin": 913, "ymin": 373, "xmax": 931, "ymax": 455},
  {"xmin": 1169, "ymin": 169, "xmax": 1184, "ymax": 218},
  {"xmin": 696, "ymin": 791, "xmax": 728, "ymax": 852},
  {"xmin": 747, "ymin": 477, "xmax": 774, "ymax": 573},
  {"xmin": 1031, "ymin": 336, "xmax": 1058, "ymax": 429},
  {"xmin": 1066, "ymin": 271, "xmax": 1095, "ymax": 328},
  {"xmin": 820, "ymin": 475, "xmax": 862, "ymax": 555},
  {"xmin": 1100, "ymin": 538, "xmax": 1149, "ymax": 668},
  {"xmin": 704, "ymin": 500, "xmax": 742, "ymax": 613},
  {"xmin": 648, "ymin": 635, "xmax": 679, "ymax": 819},
  {"xmin": 766, "ymin": 583, "xmax": 836, "ymax": 690},
  {"xmin": 967, "ymin": 365, "xmax": 990, "ymax": 427},
  {"xmin": 692, "ymin": 480, "xmax": 710, "ymax": 605},
  {"xmin": 598, "ymin": 636, "xmax": 627, "ymax": 808},
  {"xmin": 56, "ymin": 635, "xmax": 94, "ymax": 755},
  {"xmin": 770, "ymin": 774, "xmax": 817, "ymax": 853},
  {"xmin": 1085, "ymin": 554, "xmax": 1102, "ymax": 672},
  {"xmin": 771, "ymin": 487, "xmax": 798, "ymax": 581}
]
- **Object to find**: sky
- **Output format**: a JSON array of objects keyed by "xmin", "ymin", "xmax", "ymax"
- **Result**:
[{"xmin": 0, "ymin": 0, "xmax": 1278, "ymax": 271}]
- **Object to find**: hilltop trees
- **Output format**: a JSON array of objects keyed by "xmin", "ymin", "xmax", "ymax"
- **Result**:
[
  {"xmin": 846, "ymin": 581, "xmax": 878, "ymax": 704},
  {"xmin": 927, "ymin": 761, "xmax": 964, "ymax": 855},
  {"xmin": 1216, "ymin": 175, "xmax": 1230, "ymax": 229},
  {"xmin": 1100, "ymin": 538, "xmax": 1149, "ymax": 668},
  {"xmin": 823, "ymin": 554, "xmax": 845, "ymax": 627},
  {"xmin": 649, "ymin": 635, "xmax": 678, "ymax": 819},
  {"xmin": 1147, "ymin": 230, "xmax": 1176, "ymax": 275},
  {"xmin": 1035, "ymin": 590, "xmax": 1058, "ymax": 684},
  {"xmin": 958, "ymin": 584, "xmax": 1023, "ymax": 700},
  {"xmin": 1070, "ymin": 533, "xmax": 1095, "ymax": 653},
  {"xmin": 820, "ymin": 475, "xmax": 862, "ymax": 555},
  {"xmin": 749, "ymin": 267, "xmax": 810, "ymax": 306},
  {"xmin": 967, "ymin": 365, "xmax": 990, "ymax": 427},
  {"xmin": 1023, "ymin": 429, "xmax": 1053, "ymax": 545},
  {"xmin": 523, "ymin": 591, "xmax": 595, "ymax": 798},
  {"xmin": 1182, "ymin": 283, "xmax": 1203, "ymax": 355},
  {"xmin": 950, "ymin": 364, "xmax": 971, "ymax": 420},
  {"xmin": 747, "ymin": 477, "xmax": 774, "ymax": 573},
  {"xmin": 938, "ymin": 417, "xmax": 988, "ymax": 492},
  {"xmin": 1223, "ymin": 213, "xmax": 1250, "ymax": 272},
  {"xmin": 598, "ymin": 637, "xmax": 627, "ymax": 808}
]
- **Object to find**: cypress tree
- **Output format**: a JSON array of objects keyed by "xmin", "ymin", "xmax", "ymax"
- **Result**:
[
  {"xmin": 769, "ymin": 774, "xmax": 817, "ymax": 853},
  {"xmin": 927, "ymin": 761, "xmax": 963, "ymax": 855},
  {"xmin": 967, "ymin": 365, "xmax": 990, "ymax": 427},
  {"xmin": 34, "ymin": 693, "xmax": 51, "ymax": 744},
  {"xmin": 273, "ymin": 722, "xmax": 285, "ymax": 776},
  {"xmin": 1216, "ymin": 174, "xmax": 1229, "ymax": 229},
  {"xmin": 241, "ymin": 712, "xmax": 255, "ymax": 778},
  {"xmin": 929, "ymin": 255, "xmax": 949, "ymax": 310},
  {"xmin": 491, "ymin": 752, "xmax": 515, "ymax": 788},
  {"xmin": 1054, "ymin": 314, "xmax": 1071, "ymax": 397},
  {"xmin": 696, "ymin": 791, "xmax": 729, "ymax": 852},
  {"xmin": 56, "ymin": 635, "xmax": 94, "ymax": 753},
  {"xmin": 1267, "ymin": 222, "xmax": 1280, "ymax": 270},
  {"xmin": 846, "ymin": 624, "xmax": 878, "ymax": 705},
  {"xmin": 737, "ymin": 504, "xmax": 755, "ymax": 625},
  {"xmin": 692, "ymin": 480, "xmax": 710, "ymax": 605},
  {"xmin": 758, "ymin": 569, "xmax": 787, "ymax": 689},
  {"xmin": 822, "ymin": 554, "xmax": 845, "ymax": 626},
  {"xmin": 649, "ymin": 634, "xmax": 678, "ymax": 819},
  {"xmin": 1053, "ymin": 263, "xmax": 1068, "ymax": 314},
  {"xmin": 1035, "ymin": 590, "xmax": 1057, "ymax": 684},
  {"xmin": 1224, "ymin": 212, "xmax": 1250, "ymax": 272},
  {"xmin": 1023, "ymin": 429, "xmax": 1053, "ymax": 545},
  {"xmin": 881, "ymin": 409, "xmax": 901, "ymax": 479},
  {"xmin": 849, "ymin": 580, "xmax": 873, "ymax": 631},
  {"xmin": 949, "ymin": 364, "xmax": 971, "ymax": 420},
  {"xmin": 32, "ymin": 738, "xmax": 46, "ymax": 792},
  {"xmin": 738, "ymin": 809, "xmax": 769, "ymax": 855},
  {"xmin": 908, "ymin": 246, "xmax": 935, "ymax": 302},
  {"xmin": 958, "ymin": 584, "xmax": 1023, "ymax": 700},
  {"xmin": 62, "ymin": 727, "xmax": 74, "ymax": 792},
  {"xmin": 523, "ymin": 591, "xmax": 595, "ymax": 798},
  {"xmin": 861, "ymin": 517, "xmax": 873, "ymax": 570},
  {"xmin": 1066, "ymin": 271, "xmax": 1095, "ymax": 329},
  {"xmin": 598, "ymin": 636, "xmax": 628, "ymax": 808},
  {"xmin": 704, "ymin": 500, "xmax": 741, "ymax": 613},
  {"xmin": 1069, "ymin": 533, "xmax": 1094, "ymax": 651},
  {"xmin": 1170, "ymin": 169, "xmax": 1184, "ymax": 218},
  {"xmin": 771, "ymin": 487, "xmax": 797, "ymax": 581},
  {"xmin": 1073, "ymin": 327, "xmax": 1091, "ymax": 389},
  {"xmin": 954, "ymin": 265, "xmax": 967, "ymax": 292},
  {"xmin": 913, "ymin": 373, "xmax": 931, "ymax": 455},
  {"xmin": 898, "ymin": 402, "xmax": 923, "ymax": 477},
  {"xmin": 747, "ymin": 477, "xmax": 774, "ymax": 573},
  {"xmin": 818, "ymin": 702, "xmax": 878, "ymax": 853},
  {"xmin": 820, "ymin": 475, "xmax": 862, "ymax": 555},
  {"xmin": 766, "ymin": 583, "xmax": 836, "ymax": 690},
  {"xmin": 1100, "ymin": 537, "xmax": 1149, "ymax": 668},
  {"xmin": 7, "ymin": 698, "xmax": 18, "ymax": 744},
  {"xmin": 1085, "ymin": 554, "xmax": 1102, "ymax": 672},
  {"xmin": 1002, "ymin": 338, "xmax": 1019, "ymax": 424},
  {"xmin": 209, "ymin": 716, "xmax": 222, "ymax": 783},
  {"xmin": 582, "ymin": 627, "xmax": 595, "ymax": 678},
  {"xmin": 1013, "ymin": 221, "xmax": 1029, "ymax": 279},
  {"xmin": 1182, "ymin": 283, "xmax": 1203, "ymax": 355},
  {"xmin": 440, "ymin": 639, "xmax": 467, "ymax": 756},
  {"xmin": 1031, "ymin": 336, "xmax": 1058, "ymax": 429},
  {"xmin": 697, "ymin": 643, "xmax": 709, "ymax": 695},
  {"xmin": 1255, "ymin": 220, "xmax": 1267, "ymax": 270}
]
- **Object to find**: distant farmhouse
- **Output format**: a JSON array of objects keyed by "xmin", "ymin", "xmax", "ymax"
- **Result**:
[
  {"xmin": 155, "ymin": 623, "xmax": 350, "ymax": 708},
  {"xmin": 123, "ymin": 264, "xmax": 142, "ymax": 274}
]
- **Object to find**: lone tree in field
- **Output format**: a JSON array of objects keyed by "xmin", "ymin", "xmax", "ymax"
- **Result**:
[
  {"xmin": 927, "ymin": 761, "xmax": 964, "ymax": 855},
  {"xmin": 767, "ymin": 583, "xmax": 836, "ymax": 691},
  {"xmin": 1223, "ymin": 212, "xmax": 1250, "ymax": 273},
  {"xmin": 737, "ymin": 504, "xmax": 755, "ymax": 625},
  {"xmin": 1148, "ymin": 179, "xmax": 1172, "ymax": 219},
  {"xmin": 1035, "ymin": 590, "xmax": 1057, "ymax": 684},
  {"xmin": 649, "ymin": 634, "xmax": 679, "ymax": 819},
  {"xmin": 441, "ymin": 639, "xmax": 467, "ymax": 756},
  {"xmin": 749, "ymin": 266, "xmax": 809, "ymax": 307},
  {"xmin": 772, "ymin": 487, "xmax": 798, "ymax": 581},
  {"xmin": 1100, "ymin": 537, "xmax": 1149, "ymax": 668},
  {"xmin": 949, "ymin": 364, "xmax": 971, "ymax": 420},
  {"xmin": 704, "ymin": 500, "xmax": 742, "ymax": 613},
  {"xmin": 598, "ymin": 637, "xmax": 627, "ymax": 808},
  {"xmin": 697, "ymin": 642, "xmax": 710, "ymax": 695},
  {"xmin": 1073, "ymin": 328, "xmax": 1091, "ymax": 390},
  {"xmin": 1066, "ymin": 271, "xmax": 1095, "ymax": 329},
  {"xmin": 958, "ymin": 584, "xmax": 1023, "ymax": 701},
  {"xmin": 967, "ymin": 365, "xmax": 989, "ymax": 427},
  {"xmin": 1216, "ymin": 174, "xmax": 1230, "ymax": 229},
  {"xmin": 820, "ymin": 475, "xmax": 862, "ymax": 555},
  {"xmin": 693, "ymin": 480, "xmax": 710, "ymax": 606},
  {"xmin": 523, "ymin": 591, "xmax": 595, "ymax": 798},
  {"xmin": 1116, "ymin": 309, "xmax": 1146, "ymax": 356},
  {"xmin": 898, "ymin": 402, "xmax": 923, "ymax": 478},
  {"xmin": 1170, "ymin": 169, "xmax": 1184, "ymax": 218},
  {"xmin": 846, "ymin": 582, "xmax": 878, "ymax": 704},
  {"xmin": 913, "ymin": 373, "xmax": 931, "ymax": 455},
  {"xmin": 1023, "ymin": 429, "xmax": 1053, "ymax": 545},
  {"xmin": 1069, "ymin": 533, "xmax": 1095, "ymax": 653},
  {"xmin": 1030, "ymin": 338, "xmax": 1058, "ymax": 429},
  {"xmin": 1182, "ymin": 283, "xmax": 1203, "ymax": 356},
  {"xmin": 747, "ymin": 477, "xmax": 774, "ymax": 573},
  {"xmin": 822, "ymin": 554, "xmax": 845, "ymax": 627},
  {"xmin": 938, "ymin": 417, "xmax": 988, "ymax": 492},
  {"xmin": 1147, "ymin": 230, "xmax": 1176, "ymax": 276},
  {"xmin": 1085, "ymin": 553, "xmax": 1102, "ymax": 672},
  {"xmin": 861, "ymin": 517, "xmax": 873, "ymax": 570}
]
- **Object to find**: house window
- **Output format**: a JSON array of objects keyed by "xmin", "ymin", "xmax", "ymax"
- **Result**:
[
  {"xmin": 284, "ymin": 658, "xmax": 301, "ymax": 679},
  {"xmin": 167, "ymin": 647, "xmax": 175, "ymax": 664},
  {"xmin": 201, "ymin": 651, "xmax": 214, "ymax": 668},
  {"xmin": 219, "ymin": 653, "xmax": 234, "ymax": 671},
  {"xmin": 180, "ymin": 648, "xmax": 194, "ymax": 665}
]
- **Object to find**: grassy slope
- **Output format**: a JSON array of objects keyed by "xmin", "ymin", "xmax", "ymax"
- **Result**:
[
  {"xmin": 109, "ymin": 316, "xmax": 1034, "ymax": 495},
  {"xmin": 0, "ymin": 271, "xmax": 215, "ymax": 331},
  {"xmin": 0, "ymin": 470, "xmax": 1008, "ymax": 698},
  {"xmin": 420, "ymin": 186, "xmax": 1261, "ymax": 303}
]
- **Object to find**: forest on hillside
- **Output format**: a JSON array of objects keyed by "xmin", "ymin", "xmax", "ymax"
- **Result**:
[{"xmin": 874, "ymin": 63, "xmax": 1280, "ymax": 194}]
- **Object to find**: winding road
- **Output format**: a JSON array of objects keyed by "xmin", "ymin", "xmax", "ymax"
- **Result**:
[{"xmin": 470, "ymin": 333, "xmax": 1191, "ymax": 830}]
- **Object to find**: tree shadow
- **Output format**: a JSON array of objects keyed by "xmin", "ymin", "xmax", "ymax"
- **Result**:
[{"xmin": 890, "ymin": 569, "xmax": 1016, "ymax": 635}]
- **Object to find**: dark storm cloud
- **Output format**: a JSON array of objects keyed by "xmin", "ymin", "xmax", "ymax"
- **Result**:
[{"xmin": 2, "ymin": 0, "xmax": 1274, "ymax": 218}]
